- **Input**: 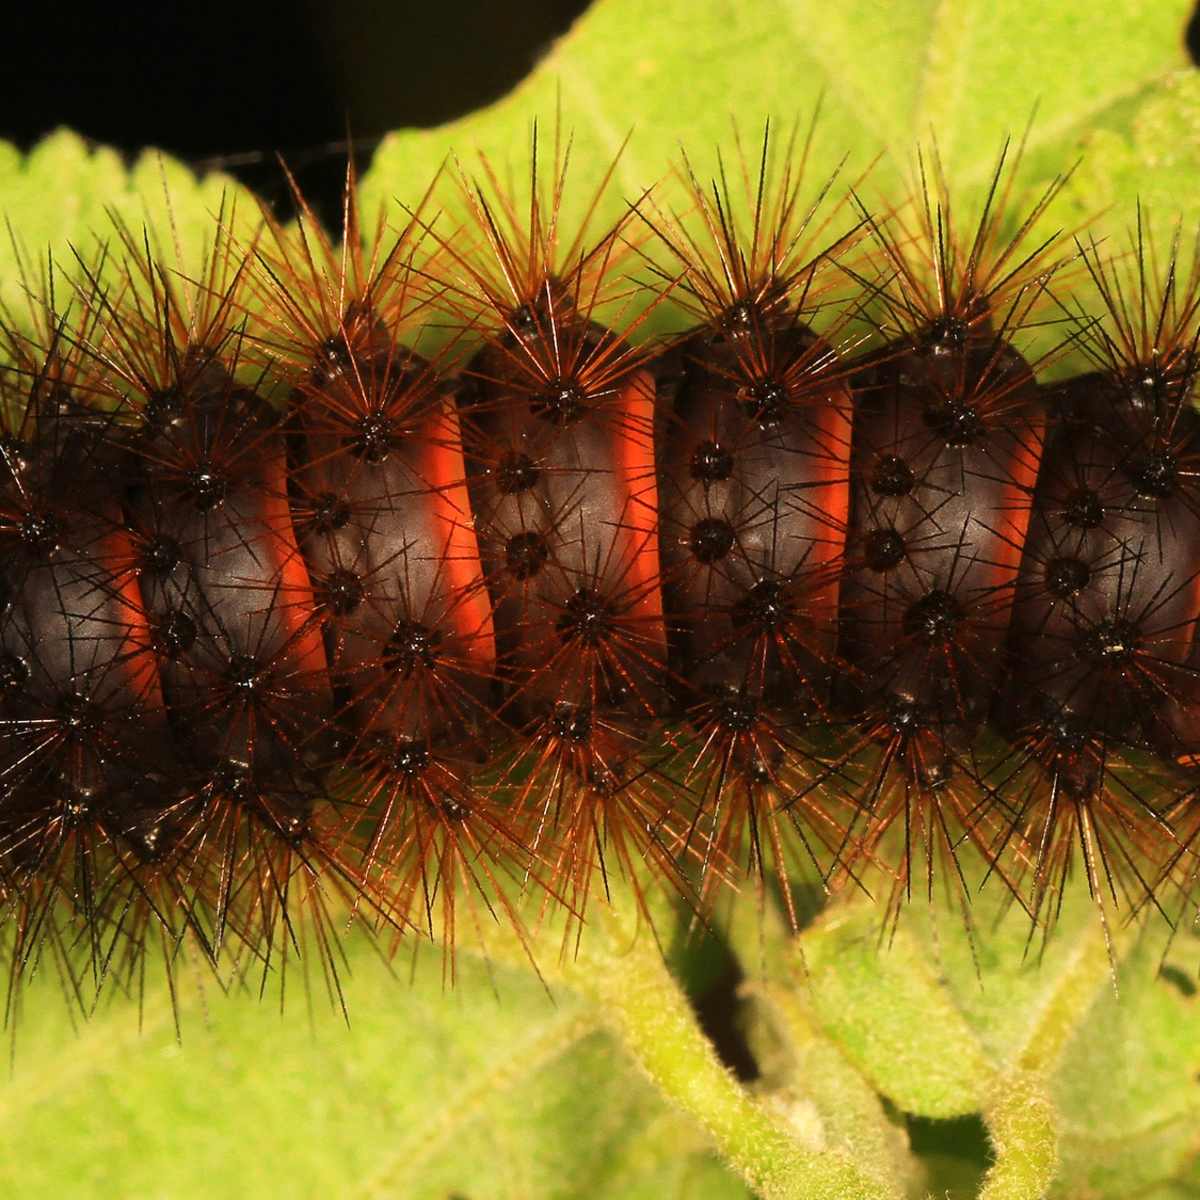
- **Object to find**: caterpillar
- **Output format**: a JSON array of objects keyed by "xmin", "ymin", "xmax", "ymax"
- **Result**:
[{"xmin": 1, "ymin": 115, "xmax": 1198, "ymax": 1012}]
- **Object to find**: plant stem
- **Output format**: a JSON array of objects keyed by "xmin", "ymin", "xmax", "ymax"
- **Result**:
[
  {"xmin": 979, "ymin": 916, "xmax": 1123, "ymax": 1200},
  {"xmin": 742, "ymin": 979, "xmax": 917, "ymax": 1189},
  {"xmin": 571, "ymin": 900, "xmax": 901, "ymax": 1200},
  {"xmin": 977, "ymin": 1070, "xmax": 1058, "ymax": 1200}
]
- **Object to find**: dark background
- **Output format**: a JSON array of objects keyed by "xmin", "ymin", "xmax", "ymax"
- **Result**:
[
  {"xmin": 1, "ymin": 0, "xmax": 1198, "ymax": 228},
  {"xmin": 0, "ymin": 1, "xmax": 591, "ymax": 225}
]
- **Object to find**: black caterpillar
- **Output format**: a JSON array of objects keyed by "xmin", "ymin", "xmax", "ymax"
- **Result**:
[{"xmin": 1, "ymin": 127, "xmax": 1198, "ymax": 1006}]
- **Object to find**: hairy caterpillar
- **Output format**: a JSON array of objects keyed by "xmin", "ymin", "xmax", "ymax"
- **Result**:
[{"xmin": 1, "ymin": 114, "xmax": 1197, "ymax": 1015}]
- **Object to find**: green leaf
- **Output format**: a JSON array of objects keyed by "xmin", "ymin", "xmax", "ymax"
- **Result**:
[
  {"xmin": 0, "ymin": 130, "xmax": 257, "ymax": 324},
  {"xmin": 1049, "ymin": 930, "xmax": 1200, "ymax": 1198},
  {"xmin": 795, "ymin": 902, "xmax": 996, "ymax": 1119},
  {"xmin": 1067, "ymin": 71, "xmax": 1200, "ymax": 223},
  {"xmin": 757, "ymin": 879, "xmax": 1200, "ymax": 1196},
  {"xmin": 741, "ymin": 977, "xmax": 921, "ymax": 1189},
  {"xmin": 0, "ymin": 930, "xmax": 747, "ymax": 1200},
  {"xmin": 4, "ymin": 1, "xmax": 1196, "ymax": 327},
  {"xmin": 360, "ymin": 0, "xmax": 1199, "ymax": 235}
]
